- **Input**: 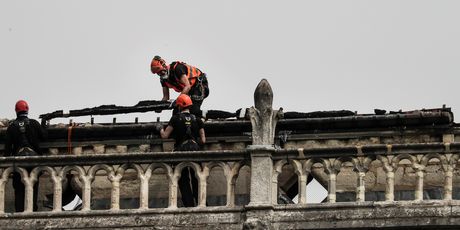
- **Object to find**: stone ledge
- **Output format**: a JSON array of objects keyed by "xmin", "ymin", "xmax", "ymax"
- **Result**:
[
  {"xmin": 0, "ymin": 207, "xmax": 245, "ymax": 230},
  {"xmin": 1, "ymin": 202, "xmax": 460, "ymax": 229},
  {"xmin": 272, "ymin": 201, "xmax": 460, "ymax": 229}
]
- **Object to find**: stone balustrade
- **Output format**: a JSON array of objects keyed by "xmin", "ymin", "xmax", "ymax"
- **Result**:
[
  {"xmin": 1, "ymin": 142, "xmax": 459, "ymax": 214},
  {"xmin": 272, "ymin": 143, "xmax": 460, "ymax": 204},
  {"xmin": 0, "ymin": 150, "xmax": 250, "ymax": 214},
  {"xmin": 0, "ymin": 144, "xmax": 459, "ymax": 228}
]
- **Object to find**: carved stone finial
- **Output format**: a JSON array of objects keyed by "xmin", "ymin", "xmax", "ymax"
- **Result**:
[
  {"xmin": 254, "ymin": 79, "xmax": 273, "ymax": 113},
  {"xmin": 249, "ymin": 79, "xmax": 283, "ymax": 146}
]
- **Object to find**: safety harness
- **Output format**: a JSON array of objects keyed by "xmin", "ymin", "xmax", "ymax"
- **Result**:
[
  {"xmin": 14, "ymin": 118, "xmax": 36, "ymax": 156},
  {"xmin": 177, "ymin": 113, "xmax": 200, "ymax": 151}
]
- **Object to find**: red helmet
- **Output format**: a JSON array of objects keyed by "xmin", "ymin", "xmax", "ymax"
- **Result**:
[
  {"xmin": 176, "ymin": 94, "xmax": 193, "ymax": 109},
  {"xmin": 15, "ymin": 100, "xmax": 29, "ymax": 113},
  {"xmin": 150, "ymin": 55, "xmax": 167, "ymax": 74}
]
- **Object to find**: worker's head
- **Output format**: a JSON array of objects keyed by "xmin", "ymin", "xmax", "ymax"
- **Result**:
[
  {"xmin": 15, "ymin": 100, "xmax": 29, "ymax": 115},
  {"xmin": 176, "ymin": 94, "xmax": 193, "ymax": 110},
  {"xmin": 150, "ymin": 55, "xmax": 169, "ymax": 80}
]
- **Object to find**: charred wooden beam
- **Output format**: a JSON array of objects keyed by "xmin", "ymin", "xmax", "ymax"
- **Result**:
[
  {"xmin": 277, "ymin": 110, "xmax": 454, "ymax": 132},
  {"xmin": 39, "ymin": 100, "xmax": 172, "ymax": 121},
  {"xmin": 1, "ymin": 108, "xmax": 454, "ymax": 145},
  {"xmin": 283, "ymin": 110, "xmax": 355, "ymax": 119}
]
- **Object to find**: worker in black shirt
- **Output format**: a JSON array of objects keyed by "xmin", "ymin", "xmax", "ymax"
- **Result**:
[
  {"xmin": 150, "ymin": 55, "xmax": 209, "ymax": 117},
  {"xmin": 5, "ymin": 100, "xmax": 46, "ymax": 156},
  {"xmin": 157, "ymin": 94, "xmax": 206, "ymax": 207},
  {"xmin": 5, "ymin": 100, "xmax": 46, "ymax": 212}
]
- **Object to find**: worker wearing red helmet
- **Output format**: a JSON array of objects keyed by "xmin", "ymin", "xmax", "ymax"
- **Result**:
[
  {"xmin": 4, "ymin": 100, "xmax": 46, "ymax": 212},
  {"xmin": 156, "ymin": 94, "xmax": 206, "ymax": 207},
  {"xmin": 150, "ymin": 55, "xmax": 209, "ymax": 117},
  {"xmin": 5, "ymin": 100, "xmax": 46, "ymax": 156},
  {"xmin": 158, "ymin": 94, "xmax": 206, "ymax": 151}
]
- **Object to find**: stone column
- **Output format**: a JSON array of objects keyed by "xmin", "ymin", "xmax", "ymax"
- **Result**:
[
  {"xmin": 298, "ymin": 174, "xmax": 308, "ymax": 204},
  {"xmin": 23, "ymin": 177, "xmax": 35, "ymax": 213},
  {"xmin": 52, "ymin": 174, "xmax": 63, "ymax": 212},
  {"xmin": 198, "ymin": 169, "xmax": 209, "ymax": 208},
  {"xmin": 168, "ymin": 175, "xmax": 179, "ymax": 209},
  {"xmin": 139, "ymin": 170, "xmax": 151, "ymax": 209},
  {"xmin": 248, "ymin": 146, "xmax": 275, "ymax": 206},
  {"xmin": 245, "ymin": 79, "xmax": 283, "ymax": 229},
  {"xmin": 0, "ymin": 176, "xmax": 6, "ymax": 214},
  {"xmin": 81, "ymin": 176, "xmax": 92, "ymax": 211},
  {"xmin": 327, "ymin": 173, "xmax": 337, "ymax": 203},
  {"xmin": 415, "ymin": 169, "xmax": 424, "ymax": 201},
  {"xmin": 247, "ymin": 79, "xmax": 282, "ymax": 207},
  {"xmin": 356, "ymin": 171, "xmax": 366, "ymax": 202},
  {"xmin": 444, "ymin": 166, "xmax": 453, "ymax": 201},
  {"xmin": 226, "ymin": 175, "xmax": 236, "ymax": 207},
  {"xmin": 385, "ymin": 171, "xmax": 395, "ymax": 201},
  {"xmin": 109, "ymin": 172, "xmax": 123, "ymax": 210}
]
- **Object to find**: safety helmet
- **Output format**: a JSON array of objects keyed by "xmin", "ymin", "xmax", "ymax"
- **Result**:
[
  {"xmin": 150, "ymin": 55, "xmax": 167, "ymax": 74},
  {"xmin": 176, "ymin": 94, "xmax": 193, "ymax": 109},
  {"xmin": 15, "ymin": 100, "xmax": 29, "ymax": 113}
]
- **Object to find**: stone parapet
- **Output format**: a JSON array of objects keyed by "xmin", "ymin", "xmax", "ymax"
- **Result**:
[
  {"xmin": 0, "ymin": 143, "xmax": 459, "ymax": 228},
  {"xmin": 1, "ymin": 201, "xmax": 460, "ymax": 229}
]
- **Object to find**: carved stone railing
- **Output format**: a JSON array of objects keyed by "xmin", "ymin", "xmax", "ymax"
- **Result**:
[
  {"xmin": 2, "ymin": 142, "xmax": 459, "ymax": 211},
  {"xmin": 0, "ymin": 150, "xmax": 249, "ymax": 214},
  {"xmin": 1, "ymin": 143, "xmax": 460, "ymax": 228},
  {"xmin": 272, "ymin": 143, "xmax": 460, "ymax": 205}
]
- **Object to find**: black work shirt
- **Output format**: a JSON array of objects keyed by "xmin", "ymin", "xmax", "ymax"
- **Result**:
[
  {"xmin": 160, "ymin": 62, "xmax": 188, "ymax": 89},
  {"xmin": 168, "ymin": 112, "xmax": 204, "ymax": 148},
  {"xmin": 4, "ymin": 116, "xmax": 46, "ymax": 156}
]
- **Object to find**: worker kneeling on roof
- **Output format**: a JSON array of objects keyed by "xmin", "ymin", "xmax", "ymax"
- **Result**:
[
  {"xmin": 150, "ymin": 55, "xmax": 209, "ymax": 118},
  {"xmin": 156, "ymin": 94, "xmax": 206, "ymax": 207}
]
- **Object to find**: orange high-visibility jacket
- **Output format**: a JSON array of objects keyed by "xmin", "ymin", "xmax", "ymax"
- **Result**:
[{"xmin": 163, "ymin": 62, "xmax": 203, "ymax": 92}]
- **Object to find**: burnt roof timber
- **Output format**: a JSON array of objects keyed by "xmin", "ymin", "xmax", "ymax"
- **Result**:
[{"xmin": 0, "ymin": 108, "xmax": 454, "ymax": 145}]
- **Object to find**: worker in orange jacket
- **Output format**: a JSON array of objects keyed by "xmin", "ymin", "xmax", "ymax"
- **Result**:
[{"xmin": 150, "ymin": 55, "xmax": 209, "ymax": 117}]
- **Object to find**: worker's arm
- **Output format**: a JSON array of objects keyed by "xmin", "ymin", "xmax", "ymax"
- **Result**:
[
  {"xmin": 196, "ymin": 117, "xmax": 205, "ymax": 145},
  {"xmin": 34, "ymin": 119, "xmax": 47, "ymax": 141},
  {"xmin": 162, "ymin": 86, "xmax": 170, "ymax": 101},
  {"xmin": 160, "ymin": 125, "xmax": 173, "ymax": 139},
  {"xmin": 179, "ymin": 74, "xmax": 191, "ymax": 95}
]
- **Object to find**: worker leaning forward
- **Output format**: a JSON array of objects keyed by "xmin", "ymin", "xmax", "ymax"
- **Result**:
[
  {"xmin": 156, "ymin": 94, "xmax": 206, "ymax": 207},
  {"xmin": 4, "ymin": 100, "xmax": 47, "ymax": 212},
  {"xmin": 150, "ymin": 55, "xmax": 209, "ymax": 117}
]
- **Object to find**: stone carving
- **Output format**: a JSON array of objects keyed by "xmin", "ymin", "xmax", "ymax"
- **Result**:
[{"xmin": 248, "ymin": 79, "xmax": 283, "ymax": 146}]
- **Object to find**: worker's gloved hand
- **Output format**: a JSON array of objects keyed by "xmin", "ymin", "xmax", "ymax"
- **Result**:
[
  {"xmin": 154, "ymin": 123, "xmax": 163, "ymax": 132},
  {"xmin": 168, "ymin": 99, "xmax": 176, "ymax": 109},
  {"xmin": 40, "ymin": 119, "xmax": 49, "ymax": 128}
]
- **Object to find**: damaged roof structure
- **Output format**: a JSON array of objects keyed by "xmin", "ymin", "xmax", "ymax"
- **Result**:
[{"xmin": 0, "ymin": 101, "xmax": 454, "ymax": 149}]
